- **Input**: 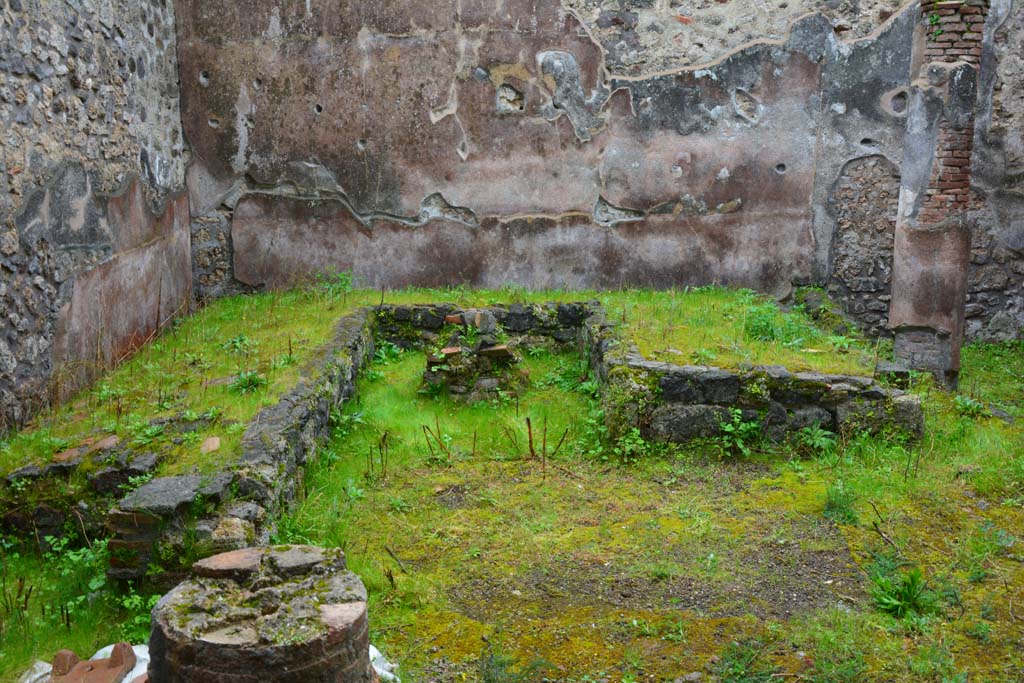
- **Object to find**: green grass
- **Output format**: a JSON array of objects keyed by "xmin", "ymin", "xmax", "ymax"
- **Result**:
[
  {"xmin": 267, "ymin": 334, "xmax": 1023, "ymax": 682},
  {"xmin": 0, "ymin": 286, "xmax": 876, "ymax": 479},
  {"xmin": 600, "ymin": 287, "xmax": 880, "ymax": 374},
  {"xmin": 0, "ymin": 538, "xmax": 156, "ymax": 681}
]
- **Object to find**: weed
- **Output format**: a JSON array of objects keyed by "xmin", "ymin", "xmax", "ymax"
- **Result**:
[
  {"xmin": 374, "ymin": 340, "xmax": 404, "ymax": 365},
  {"xmin": 476, "ymin": 641, "xmax": 550, "ymax": 683},
  {"xmin": 909, "ymin": 642, "xmax": 957, "ymax": 679},
  {"xmin": 342, "ymin": 479, "xmax": 366, "ymax": 503},
  {"xmin": 315, "ymin": 270, "xmax": 354, "ymax": 301},
  {"xmin": 388, "ymin": 496, "xmax": 412, "ymax": 514},
  {"xmin": 271, "ymin": 352, "xmax": 298, "ymax": 370},
  {"xmin": 714, "ymin": 640, "xmax": 778, "ymax": 683},
  {"xmin": 612, "ymin": 428, "xmax": 651, "ymax": 465},
  {"xmin": 823, "ymin": 480, "xmax": 858, "ymax": 524},
  {"xmin": 953, "ymin": 394, "xmax": 986, "ymax": 418},
  {"xmin": 692, "ymin": 347, "xmax": 717, "ymax": 364},
  {"xmin": 871, "ymin": 567, "xmax": 940, "ymax": 619},
  {"xmin": 795, "ymin": 423, "xmax": 837, "ymax": 457},
  {"xmin": 116, "ymin": 588, "xmax": 160, "ymax": 643},
  {"xmin": 718, "ymin": 408, "xmax": 760, "ymax": 457},
  {"xmin": 221, "ymin": 334, "xmax": 254, "ymax": 354},
  {"xmin": 130, "ymin": 423, "xmax": 165, "ymax": 448},
  {"xmin": 645, "ymin": 560, "xmax": 682, "ymax": 582},
  {"xmin": 958, "ymin": 521, "xmax": 1015, "ymax": 582},
  {"xmin": 965, "ymin": 621, "xmax": 992, "ymax": 643},
  {"xmin": 230, "ymin": 370, "xmax": 268, "ymax": 394}
]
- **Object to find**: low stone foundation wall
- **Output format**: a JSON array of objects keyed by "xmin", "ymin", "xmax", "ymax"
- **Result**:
[
  {"xmin": 105, "ymin": 311, "xmax": 374, "ymax": 581},
  {"xmin": 376, "ymin": 301, "xmax": 924, "ymax": 442},
  {"xmin": 615, "ymin": 357, "xmax": 923, "ymax": 443}
]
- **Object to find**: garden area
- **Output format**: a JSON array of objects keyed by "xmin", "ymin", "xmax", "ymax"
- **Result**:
[{"xmin": 1, "ymin": 283, "xmax": 1022, "ymax": 682}]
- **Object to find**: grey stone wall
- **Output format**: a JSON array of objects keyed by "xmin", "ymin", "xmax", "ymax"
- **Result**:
[
  {"xmin": 0, "ymin": 0, "xmax": 188, "ymax": 429},
  {"xmin": 967, "ymin": 0, "xmax": 1024, "ymax": 341},
  {"xmin": 826, "ymin": 156, "xmax": 899, "ymax": 337}
]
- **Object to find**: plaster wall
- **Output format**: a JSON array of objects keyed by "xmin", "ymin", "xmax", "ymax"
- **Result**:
[{"xmin": 177, "ymin": 0, "xmax": 924, "ymax": 307}]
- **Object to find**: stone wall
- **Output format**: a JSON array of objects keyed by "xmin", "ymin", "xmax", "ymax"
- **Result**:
[
  {"xmin": 0, "ymin": 0, "xmax": 188, "ymax": 429},
  {"xmin": 967, "ymin": 0, "xmax": 1024, "ymax": 341},
  {"xmin": 826, "ymin": 156, "xmax": 900, "ymax": 337},
  {"xmin": 174, "ymin": 0, "xmax": 921, "ymax": 302},
  {"xmin": 168, "ymin": 0, "xmax": 1023, "ymax": 343}
]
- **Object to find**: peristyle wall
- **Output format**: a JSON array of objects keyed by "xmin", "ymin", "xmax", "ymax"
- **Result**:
[{"xmin": 175, "ymin": 0, "xmax": 1023, "ymax": 342}]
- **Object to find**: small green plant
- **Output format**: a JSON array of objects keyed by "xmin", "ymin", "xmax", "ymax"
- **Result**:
[
  {"xmin": 795, "ymin": 423, "xmax": 837, "ymax": 456},
  {"xmin": 953, "ymin": 394, "xmax": 986, "ymax": 418},
  {"xmin": 221, "ymin": 334, "xmax": 253, "ymax": 354},
  {"xmin": 713, "ymin": 640, "xmax": 779, "ymax": 683},
  {"xmin": 374, "ymin": 340, "xmax": 404, "ymax": 365},
  {"xmin": 271, "ymin": 352, "xmax": 298, "ymax": 370},
  {"xmin": 960, "ymin": 521, "xmax": 1015, "ymax": 582},
  {"xmin": 117, "ymin": 588, "xmax": 160, "ymax": 643},
  {"xmin": 645, "ymin": 561, "xmax": 682, "ymax": 582},
  {"xmin": 330, "ymin": 410, "xmax": 365, "ymax": 438},
  {"xmin": 827, "ymin": 335, "xmax": 854, "ymax": 351},
  {"xmin": 660, "ymin": 619, "xmax": 687, "ymax": 643},
  {"xmin": 692, "ymin": 347, "xmax": 717, "ymax": 364},
  {"xmin": 965, "ymin": 621, "xmax": 992, "ymax": 643},
  {"xmin": 612, "ymin": 428, "xmax": 651, "ymax": 465},
  {"xmin": 315, "ymin": 270, "xmax": 354, "ymax": 300},
  {"xmin": 475, "ymin": 641, "xmax": 550, "ymax": 683},
  {"xmin": 344, "ymin": 479, "xmax": 366, "ymax": 503},
  {"xmin": 230, "ymin": 370, "xmax": 268, "ymax": 394},
  {"xmin": 130, "ymin": 423, "xmax": 165, "ymax": 448},
  {"xmin": 742, "ymin": 302, "xmax": 820, "ymax": 349},
  {"xmin": 719, "ymin": 408, "xmax": 760, "ymax": 457},
  {"xmin": 823, "ymin": 480, "xmax": 858, "ymax": 524},
  {"xmin": 387, "ymin": 495, "xmax": 411, "ymax": 513},
  {"xmin": 870, "ymin": 567, "xmax": 939, "ymax": 619},
  {"xmin": 909, "ymin": 642, "xmax": 957, "ymax": 679}
]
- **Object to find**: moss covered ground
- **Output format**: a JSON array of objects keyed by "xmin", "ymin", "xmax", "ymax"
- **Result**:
[
  {"xmin": 273, "ymin": 339, "xmax": 1024, "ymax": 683},
  {"xmin": 0, "ymin": 285, "xmax": 1020, "ymax": 682}
]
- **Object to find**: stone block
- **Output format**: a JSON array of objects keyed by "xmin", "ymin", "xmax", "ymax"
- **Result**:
[{"xmin": 648, "ymin": 404, "xmax": 730, "ymax": 442}]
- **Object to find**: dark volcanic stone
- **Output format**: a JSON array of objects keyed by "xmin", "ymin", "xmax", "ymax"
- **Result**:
[
  {"xmin": 648, "ymin": 404, "xmax": 730, "ymax": 442},
  {"xmin": 117, "ymin": 473, "xmax": 231, "ymax": 515}
]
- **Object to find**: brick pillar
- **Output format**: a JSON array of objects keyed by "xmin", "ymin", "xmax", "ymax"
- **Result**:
[
  {"xmin": 148, "ymin": 547, "xmax": 378, "ymax": 683},
  {"xmin": 888, "ymin": 0, "xmax": 988, "ymax": 388}
]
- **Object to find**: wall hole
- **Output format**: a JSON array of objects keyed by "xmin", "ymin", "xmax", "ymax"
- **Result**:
[
  {"xmin": 198, "ymin": 70, "xmax": 210, "ymax": 87},
  {"xmin": 253, "ymin": 78, "xmax": 263, "ymax": 90},
  {"xmin": 207, "ymin": 117, "xmax": 221, "ymax": 129},
  {"xmin": 889, "ymin": 90, "xmax": 908, "ymax": 114},
  {"xmin": 860, "ymin": 138, "xmax": 877, "ymax": 146},
  {"xmin": 314, "ymin": 103, "xmax": 324, "ymax": 115},
  {"xmin": 774, "ymin": 163, "xmax": 787, "ymax": 174},
  {"xmin": 356, "ymin": 139, "xmax": 367, "ymax": 151}
]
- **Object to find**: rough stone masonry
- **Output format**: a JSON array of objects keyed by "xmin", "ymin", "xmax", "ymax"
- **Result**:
[
  {"xmin": 2, "ymin": 0, "xmax": 1024, "ymax": 427},
  {"xmin": 0, "ymin": 0, "xmax": 188, "ymax": 429}
]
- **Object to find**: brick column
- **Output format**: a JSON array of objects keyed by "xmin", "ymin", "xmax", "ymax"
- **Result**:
[
  {"xmin": 148, "ymin": 547, "xmax": 378, "ymax": 683},
  {"xmin": 888, "ymin": 0, "xmax": 988, "ymax": 388}
]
